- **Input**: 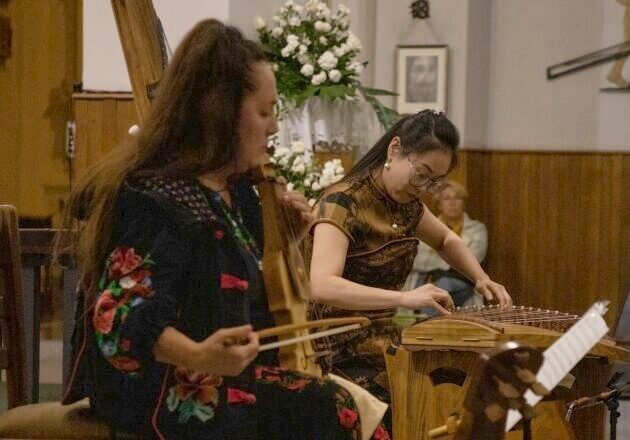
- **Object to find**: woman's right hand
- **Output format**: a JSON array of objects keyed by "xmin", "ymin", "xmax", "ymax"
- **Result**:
[
  {"xmin": 400, "ymin": 284, "xmax": 454, "ymax": 315},
  {"xmin": 189, "ymin": 324, "xmax": 259, "ymax": 376}
]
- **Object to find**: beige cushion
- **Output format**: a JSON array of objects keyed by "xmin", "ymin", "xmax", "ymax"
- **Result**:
[{"xmin": 0, "ymin": 399, "xmax": 138, "ymax": 439}]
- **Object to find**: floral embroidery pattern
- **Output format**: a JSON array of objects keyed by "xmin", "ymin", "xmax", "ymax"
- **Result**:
[
  {"xmin": 166, "ymin": 368, "xmax": 223, "ymax": 423},
  {"xmin": 227, "ymin": 388, "xmax": 257, "ymax": 405},
  {"xmin": 335, "ymin": 392, "xmax": 360, "ymax": 431},
  {"xmin": 255, "ymin": 365, "xmax": 313, "ymax": 392},
  {"xmin": 93, "ymin": 247, "xmax": 155, "ymax": 373},
  {"xmin": 220, "ymin": 273, "xmax": 249, "ymax": 291}
]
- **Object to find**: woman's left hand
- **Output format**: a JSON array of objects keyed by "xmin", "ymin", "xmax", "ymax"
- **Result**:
[
  {"xmin": 281, "ymin": 190, "xmax": 315, "ymax": 239},
  {"xmin": 474, "ymin": 277, "xmax": 513, "ymax": 307}
]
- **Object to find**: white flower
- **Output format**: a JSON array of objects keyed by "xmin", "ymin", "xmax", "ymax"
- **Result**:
[
  {"xmin": 286, "ymin": 34, "xmax": 299, "ymax": 45},
  {"xmin": 299, "ymin": 44, "xmax": 307, "ymax": 54},
  {"xmin": 274, "ymin": 146, "xmax": 291, "ymax": 157},
  {"xmin": 255, "ymin": 17, "xmax": 266, "ymax": 30},
  {"xmin": 289, "ymin": 16, "xmax": 301, "ymax": 27},
  {"xmin": 319, "ymin": 36, "xmax": 328, "ymax": 45},
  {"xmin": 314, "ymin": 21, "xmax": 332, "ymax": 33},
  {"xmin": 286, "ymin": 182, "xmax": 295, "ymax": 191},
  {"xmin": 311, "ymin": 71, "xmax": 327, "ymax": 85},
  {"xmin": 303, "ymin": 37, "xmax": 311, "ymax": 46},
  {"xmin": 292, "ymin": 162, "xmax": 306, "ymax": 174},
  {"xmin": 304, "ymin": 178, "xmax": 312, "ymax": 187},
  {"xmin": 328, "ymin": 69, "xmax": 342, "ymax": 83},
  {"xmin": 281, "ymin": 46, "xmax": 292, "ymax": 57},
  {"xmin": 297, "ymin": 54, "xmax": 310, "ymax": 65},
  {"xmin": 311, "ymin": 181, "xmax": 322, "ymax": 191},
  {"xmin": 338, "ymin": 4, "xmax": 350, "ymax": 15},
  {"xmin": 333, "ymin": 46, "xmax": 346, "ymax": 57},
  {"xmin": 308, "ymin": 198, "xmax": 316, "ymax": 207},
  {"xmin": 284, "ymin": 0, "xmax": 295, "ymax": 7},
  {"xmin": 317, "ymin": 51, "xmax": 338, "ymax": 70},
  {"xmin": 319, "ymin": 175, "xmax": 331, "ymax": 187},
  {"xmin": 119, "ymin": 276, "xmax": 136, "ymax": 289},
  {"xmin": 347, "ymin": 32, "xmax": 362, "ymax": 51},
  {"xmin": 272, "ymin": 27, "xmax": 284, "ymax": 37},
  {"xmin": 318, "ymin": 8, "xmax": 332, "ymax": 19},
  {"xmin": 294, "ymin": 5, "xmax": 303, "ymax": 13},
  {"xmin": 306, "ymin": 0, "xmax": 319, "ymax": 12},
  {"xmin": 272, "ymin": 15, "xmax": 281, "ymax": 23},
  {"xmin": 322, "ymin": 167, "xmax": 334, "ymax": 178},
  {"xmin": 271, "ymin": 63, "xmax": 279, "ymax": 72},
  {"xmin": 348, "ymin": 61, "xmax": 364, "ymax": 74},
  {"xmin": 291, "ymin": 141, "xmax": 307, "ymax": 153},
  {"xmin": 300, "ymin": 63, "xmax": 314, "ymax": 77},
  {"xmin": 331, "ymin": 174, "xmax": 344, "ymax": 183}
]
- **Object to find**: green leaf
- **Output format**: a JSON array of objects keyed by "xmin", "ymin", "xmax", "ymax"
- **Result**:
[
  {"xmin": 359, "ymin": 87, "xmax": 401, "ymax": 130},
  {"xmin": 318, "ymin": 84, "xmax": 356, "ymax": 100},
  {"xmin": 166, "ymin": 388, "xmax": 180, "ymax": 412},
  {"xmin": 359, "ymin": 86, "xmax": 399, "ymax": 97},
  {"xmin": 193, "ymin": 403, "xmax": 216, "ymax": 422},
  {"xmin": 177, "ymin": 399, "xmax": 195, "ymax": 424}
]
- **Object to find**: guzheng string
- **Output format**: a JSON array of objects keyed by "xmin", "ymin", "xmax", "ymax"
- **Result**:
[{"xmin": 445, "ymin": 305, "xmax": 581, "ymax": 328}]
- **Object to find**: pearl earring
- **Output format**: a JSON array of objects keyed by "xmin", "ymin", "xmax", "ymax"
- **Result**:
[{"xmin": 384, "ymin": 159, "xmax": 391, "ymax": 170}]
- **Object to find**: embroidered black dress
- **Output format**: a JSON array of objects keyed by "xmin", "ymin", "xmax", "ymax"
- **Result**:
[{"xmin": 63, "ymin": 175, "xmax": 389, "ymax": 440}]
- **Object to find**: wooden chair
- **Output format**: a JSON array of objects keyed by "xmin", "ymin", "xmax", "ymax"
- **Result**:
[{"xmin": 0, "ymin": 205, "xmax": 136, "ymax": 439}]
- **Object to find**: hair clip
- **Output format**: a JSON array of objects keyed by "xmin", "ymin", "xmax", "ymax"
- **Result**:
[{"xmin": 431, "ymin": 108, "xmax": 444, "ymax": 116}]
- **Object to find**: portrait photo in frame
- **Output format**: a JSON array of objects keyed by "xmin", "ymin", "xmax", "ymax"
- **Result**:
[{"xmin": 396, "ymin": 45, "xmax": 448, "ymax": 114}]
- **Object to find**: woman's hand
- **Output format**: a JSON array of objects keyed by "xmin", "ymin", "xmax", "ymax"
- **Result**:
[
  {"xmin": 281, "ymin": 190, "xmax": 315, "ymax": 239},
  {"xmin": 189, "ymin": 324, "xmax": 259, "ymax": 376},
  {"xmin": 400, "ymin": 284, "xmax": 455, "ymax": 315},
  {"xmin": 474, "ymin": 278, "xmax": 512, "ymax": 306}
]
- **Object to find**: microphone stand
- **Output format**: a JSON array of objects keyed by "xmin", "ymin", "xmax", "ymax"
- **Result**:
[{"xmin": 565, "ymin": 381, "xmax": 630, "ymax": 440}]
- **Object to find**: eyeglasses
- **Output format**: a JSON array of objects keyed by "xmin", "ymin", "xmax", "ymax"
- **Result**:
[{"xmin": 406, "ymin": 157, "xmax": 446, "ymax": 194}]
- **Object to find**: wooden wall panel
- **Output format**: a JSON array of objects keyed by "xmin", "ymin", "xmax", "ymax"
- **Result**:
[
  {"xmin": 465, "ymin": 150, "xmax": 629, "ymax": 327},
  {"xmin": 72, "ymin": 96, "xmax": 629, "ymax": 328},
  {"xmin": 0, "ymin": 0, "xmax": 80, "ymax": 219},
  {"xmin": 72, "ymin": 94, "xmax": 137, "ymax": 181}
]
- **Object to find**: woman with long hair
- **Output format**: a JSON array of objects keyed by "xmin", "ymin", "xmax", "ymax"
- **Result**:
[
  {"xmin": 307, "ymin": 109, "xmax": 511, "ymax": 430},
  {"xmin": 59, "ymin": 19, "xmax": 386, "ymax": 439}
]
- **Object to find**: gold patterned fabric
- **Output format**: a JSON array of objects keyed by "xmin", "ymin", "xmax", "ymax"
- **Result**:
[{"xmin": 305, "ymin": 173, "xmax": 424, "ymax": 366}]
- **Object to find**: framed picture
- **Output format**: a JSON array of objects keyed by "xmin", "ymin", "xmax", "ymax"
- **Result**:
[{"xmin": 396, "ymin": 45, "xmax": 448, "ymax": 114}]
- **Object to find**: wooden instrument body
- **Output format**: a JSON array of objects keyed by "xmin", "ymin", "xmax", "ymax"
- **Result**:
[
  {"xmin": 255, "ymin": 164, "xmax": 321, "ymax": 376},
  {"xmin": 386, "ymin": 317, "xmax": 630, "ymax": 440}
]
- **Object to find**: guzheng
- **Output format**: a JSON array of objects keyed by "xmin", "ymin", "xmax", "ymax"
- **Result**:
[{"xmin": 385, "ymin": 304, "xmax": 630, "ymax": 440}]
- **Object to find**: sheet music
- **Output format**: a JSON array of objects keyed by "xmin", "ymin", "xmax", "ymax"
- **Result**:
[{"xmin": 505, "ymin": 301, "xmax": 610, "ymax": 431}]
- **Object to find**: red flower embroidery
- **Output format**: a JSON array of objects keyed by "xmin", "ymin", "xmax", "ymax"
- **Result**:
[
  {"xmin": 214, "ymin": 229, "xmax": 225, "ymax": 239},
  {"xmin": 128, "ymin": 268, "xmax": 151, "ymax": 283},
  {"xmin": 220, "ymin": 273, "xmax": 249, "ymax": 291},
  {"xmin": 338, "ymin": 407, "xmax": 359, "ymax": 429},
  {"xmin": 93, "ymin": 291, "xmax": 118, "ymax": 334},
  {"xmin": 227, "ymin": 388, "xmax": 257, "ymax": 405},
  {"xmin": 174, "ymin": 368, "xmax": 223, "ymax": 406},
  {"xmin": 372, "ymin": 425, "xmax": 391, "ymax": 440},
  {"xmin": 108, "ymin": 356, "xmax": 141, "ymax": 372},
  {"xmin": 108, "ymin": 247, "xmax": 143, "ymax": 280}
]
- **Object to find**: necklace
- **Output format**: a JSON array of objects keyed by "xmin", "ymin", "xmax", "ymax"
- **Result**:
[
  {"xmin": 210, "ymin": 191, "xmax": 263, "ymax": 270},
  {"xmin": 369, "ymin": 172, "xmax": 406, "ymax": 232}
]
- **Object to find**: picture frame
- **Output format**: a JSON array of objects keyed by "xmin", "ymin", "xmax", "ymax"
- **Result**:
[{"xmin": 396, "ymin": 45, "xmax": 448, "ymax": 114}]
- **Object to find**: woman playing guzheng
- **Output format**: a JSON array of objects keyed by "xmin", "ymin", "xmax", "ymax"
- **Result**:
[
  {"xmin": 59, "ymin": 19, "xmax": 388, "ymax": 439},
  {"xmin": 307, "ymin": 109, "xmax": 512, "ymax": 431}
]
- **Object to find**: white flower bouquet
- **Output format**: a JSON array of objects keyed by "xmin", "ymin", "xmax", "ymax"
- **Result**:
[
  {"xmin": 257, "ymin": 0, "xmax": 398, "ymax": 129},
  {"xmin": 271, "ymin": 140, "xmax": 345, "ymax": 206}
]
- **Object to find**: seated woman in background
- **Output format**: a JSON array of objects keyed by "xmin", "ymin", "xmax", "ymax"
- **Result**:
[
  {"xmin": 404, "ymin": 180, "xmax": 488, "ymax": 311},
  {"xmin": 307, "ymin": 110, "xmax": 511, "ymax": 431}
]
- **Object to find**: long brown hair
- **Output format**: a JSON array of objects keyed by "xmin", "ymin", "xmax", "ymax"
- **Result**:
[{"xmin": 55, "ymin": 19, "xmax": 266, "ymax": 298}]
